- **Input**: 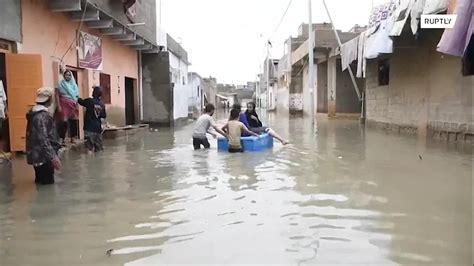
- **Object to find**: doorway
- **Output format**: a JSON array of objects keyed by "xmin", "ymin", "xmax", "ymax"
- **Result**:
[
  {"xmin": 0, "ymin": 53, "xmax": 8, "ymax": 152},
  {"xmin": 125, "ymin": 77, "xmax": 136, "ymax": 125},
  {"xmin": 100, "ymin": 73, "xmax": 111, "ymax": 104}
]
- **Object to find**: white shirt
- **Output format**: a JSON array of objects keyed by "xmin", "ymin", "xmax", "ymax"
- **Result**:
[
  {"xmin": 193, "ymin": 114, "xmax": 216, "ymax": 138},
  {"xmin": 0, "ymin": 80, "xmax": 6, "ymax": 119}
]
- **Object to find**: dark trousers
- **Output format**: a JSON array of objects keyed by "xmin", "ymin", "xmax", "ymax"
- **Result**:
[
  {"xmin": 193, "ymin": 137, "xmax": 210, "ymax": 150},
  {"xmin": 228, "ymin": 146, "xmax": 244, "ymax": 153},
  {"xmin": 58, "ymin": 119, "xmax": 79, "ymax": 140},
  {"xmin": 34, "ymin": 161, "xmax": 55, "ymax": 185},
  {"xmin": 84, "ymin": 131, "xmax": 103, "ymax": 152}
]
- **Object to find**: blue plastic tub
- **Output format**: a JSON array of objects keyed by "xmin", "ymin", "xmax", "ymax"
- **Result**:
[{"xmin": 218, "ymin": 133, "xmax": 273, "ymax": 152}]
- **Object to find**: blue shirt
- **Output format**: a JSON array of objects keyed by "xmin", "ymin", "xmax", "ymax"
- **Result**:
[{"xmin": 239, "ymin": 112, "xmax": 251, "ymax": 136}]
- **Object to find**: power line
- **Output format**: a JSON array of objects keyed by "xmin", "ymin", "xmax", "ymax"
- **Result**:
[
  {"xmin": 60, "ymin": 1, "xmax": 89, "ymax": 62},
  {"xmin": 269, "ymin": 0, "xmax": 294, "ymax": 40}
]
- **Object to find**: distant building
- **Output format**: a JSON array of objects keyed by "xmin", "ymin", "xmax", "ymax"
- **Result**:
[
  {"xmin": 187, "ymin": 72, "xmax": 203, "ymax": 119},
  {"xmin": 202, "ymin": 77, "xmax": 217, "ymax": 106}
]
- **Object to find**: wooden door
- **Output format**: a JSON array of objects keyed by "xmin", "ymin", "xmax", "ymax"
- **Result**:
[
  {"xmin": 6, "ymin": 54, "xmax": 43, "ymax": 152},
  {"xmin": 125, "ymin": 77, "xmax": 135, "ymax": 125},
  {"xmin": 100, "ymin": 73, "xmax": 111, "ymax": 104}
]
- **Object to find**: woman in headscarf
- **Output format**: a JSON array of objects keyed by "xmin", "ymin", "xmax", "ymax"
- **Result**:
[
  {"xmin": 244, "ymin": 102, "xmax": 289, "ymax": 145},
  {"xmin": 57, "ymin": 70, "xmax": 79, "ymax": 144}
]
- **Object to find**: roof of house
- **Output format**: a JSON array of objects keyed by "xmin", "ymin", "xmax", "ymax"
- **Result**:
[{"xmin": 167, "ymin": 34, "xmax": 190, "ymax": 65}]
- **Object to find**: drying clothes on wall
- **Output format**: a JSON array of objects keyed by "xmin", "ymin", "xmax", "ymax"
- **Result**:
[
  {"xmin": 410, "ymin": 0, "xmax": 426, "ymax": 34},
  {"xmin": 357, "ymin": 31, "xmax": 368, "ymax": 78},
  {"xmin": 423, "ymin": 0, "xmax": 448, "ymax": 14},
  {"xmin": 437, "ymin": 0, "xmax": 474, "ymax": 57},
  {"xmin": 340, "ymin": 36, "xmax": 359, "ymax": 71},
  {"xmin": 411, "ymin": 0, "xmax": 449, "ymax": 34},
  {"xmin": 365, "ymin": 1, "xmax": 398, "ymax": 59},
  {"xmin": 391, "ymin": 0, "xmax": 415, "ymax": 36}
]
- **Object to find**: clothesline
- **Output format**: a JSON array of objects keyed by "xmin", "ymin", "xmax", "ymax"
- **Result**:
[{"xmin": 339, "ymin": 0, "xmax": 472, "ymax": 78}]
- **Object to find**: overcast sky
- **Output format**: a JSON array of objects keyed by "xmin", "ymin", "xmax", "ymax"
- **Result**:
[{"xmin": 159, "ymin": 0, "xmax": 389, "ymax": 84}]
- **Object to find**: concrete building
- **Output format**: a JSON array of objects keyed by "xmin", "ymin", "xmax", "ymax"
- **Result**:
[
  {"xmin": 0, "ymin": 0, "xmax": 160, "ymax": 152},
  {"xmin": 276, "ymin": 34, "xmax": 308, "ymax": 115},
  {"xmin": 202, "ymin": 76, "xmax": 217, "ymax": 107},
  {"xmin": 260, "ymin": 58, "xmax": 279, "ymax": 111},
  {"xmin": 365, "ymin": 28, "xmax": 473, "ymax": 141},
  {"xmin": 287, "ymin": 23, "xmax": 362, "ymax": 117},
  {"xmin": 168, "ymin": 35, "xmax": 191, "ymax": 123},
  {"xmin": 142, "ymin": 33, "xmax": 191, "ymax": 126},
  {"xmin": 187, "ymin": 72, "xmax": 203, "ymax": 119}
]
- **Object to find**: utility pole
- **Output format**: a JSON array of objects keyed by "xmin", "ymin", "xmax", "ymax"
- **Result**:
[
  {"xmin": 308, "ymin": 0, "xmax": 316, "ymax": 125},
  {"xmin": 266, "ymin": 42, "xmax": 270, "ymax": 110}
]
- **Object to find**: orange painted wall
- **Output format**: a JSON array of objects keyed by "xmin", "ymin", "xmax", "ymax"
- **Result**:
[{"xmin": 20, "ymin": 0, "xmax": 138, "ymax": 125}]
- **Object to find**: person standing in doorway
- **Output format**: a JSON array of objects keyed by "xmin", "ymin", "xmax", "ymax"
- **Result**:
[
  {"xmin": 0, "ymin": 80, "xmax": 7, "ymax": 135},
  {"xmin": 57, "ymin": 70, "xmax": 79, "ymax": 145},
  {"xmin": 26, "ymin": 87, "xmax": 62, "ymax": 185},
  {"xmin": 192, "ymin": 104, "xmax": 227, "ymax": 150},
  {"xmin": 0, "ymin": 80, "xmax": 8, "ymax": 157},
  {"xmin": 78, "ymin": 86, "xmax": 106, "ymax": 153}
]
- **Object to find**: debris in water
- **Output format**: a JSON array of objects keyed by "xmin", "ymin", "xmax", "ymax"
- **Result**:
[
  {"xmin": 419, "ymin": 155, "xmax": 423, "ymax": 160},
  {"xmin": 338, "ymin": 156, "xmax": 343, "ymax": 159},
  {"xmin": 106, "ymin": 249, "xmax": 114, "ymax": 257}
]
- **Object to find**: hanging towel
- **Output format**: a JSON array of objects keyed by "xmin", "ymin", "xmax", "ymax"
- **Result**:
[
  {"xmin": 357, "ymin": 31, "xmax": 368, "ymax": 78},
  {"xmin": 437, "ymin": 0, "xmax": 473, "ymax": 57},
  {"xmin": 390, "ymin": 0, "xmax": 415, "ymax": 36},
  {"xmin": 365, "ymin": 1, "xmax": 398, "ymax": 59},
  {"xmin": 340, "ymin": 36, "xmax": 359, "ymax": 71},
  {"xmin": 411, "ymin": 0, "xmax": 426, "ymax": 34},
  {"xmin": 423, "ymin": 0, "xmax": 448, "ymax": 14}
]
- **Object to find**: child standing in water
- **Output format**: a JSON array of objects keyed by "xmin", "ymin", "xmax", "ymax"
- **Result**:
[
  {"xmin": 222, "ymin": 109, "xmax": 259, "ymax": 153},
  {"xmin": 77, "ymin": 86, "xmax": 106, "ymax": 153},
  {"xmin": 192, "ymin": 104, "xmax": 228, "ymax": 150}
]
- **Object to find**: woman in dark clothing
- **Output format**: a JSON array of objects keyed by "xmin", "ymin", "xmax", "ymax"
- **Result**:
[
  {"xmin": 245, "ymin": 102, "xmax": 289, "ymax": 145},
  {"xmin": 78, "ymin": 86, "xmax": 106, "ymax": 153}
]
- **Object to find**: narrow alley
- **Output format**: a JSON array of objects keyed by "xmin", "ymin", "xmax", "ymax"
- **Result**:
[{"xmin": 0, "ymin": 114, "xmax": 471, "ymax": 265}]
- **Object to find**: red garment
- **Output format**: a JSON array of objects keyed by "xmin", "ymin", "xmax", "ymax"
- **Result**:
[{"xmin": 58, "ymin": 95, "xmax": 78, "ymax": 120}]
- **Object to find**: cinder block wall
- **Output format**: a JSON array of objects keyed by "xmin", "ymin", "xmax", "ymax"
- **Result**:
[
  {"xmin": 365, "ymin": 29, "xmax": 473, "ymax": 140},
  {"xmin": 142, "ymin": 52, "xmax": 173, "ymax": 126}
]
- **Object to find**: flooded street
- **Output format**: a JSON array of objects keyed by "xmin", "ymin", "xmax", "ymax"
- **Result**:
[{"xmin": 0, "ymin": 114, "xmax": 472, "ymax": 265}]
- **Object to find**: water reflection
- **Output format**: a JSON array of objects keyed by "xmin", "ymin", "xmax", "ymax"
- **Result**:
[{"xmin": 0, "ymin": 114, "xmax": 471, "ymax": 265}]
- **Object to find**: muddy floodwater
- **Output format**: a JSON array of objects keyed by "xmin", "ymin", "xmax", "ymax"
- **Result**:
[{"xmin": 0, "ymin": 113, "xmax": 472, "ymax": 265}]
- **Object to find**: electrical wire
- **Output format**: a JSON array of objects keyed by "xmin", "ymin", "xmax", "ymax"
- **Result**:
[
  {"xmin": 269, "ymin": 0, "xmax": 294, "ymax": 40},
  {"xmin": 59, "ymin": 1, "xmax": 89, "ymax": 62},
  {"xmin": 292, "ymin": 59, "xmax": 308, "ymax": 78}
]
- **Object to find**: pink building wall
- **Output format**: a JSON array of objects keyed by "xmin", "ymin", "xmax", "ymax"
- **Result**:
[{"xmin": 20, "ymin": 0, "xmax": 138, "ymax": 126}]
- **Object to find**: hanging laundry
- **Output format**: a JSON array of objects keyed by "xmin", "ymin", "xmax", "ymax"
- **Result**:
[
  {"xmin": 411, "ymin": 0, "xmax": 426, "ymax": 34},
  {"xmin": 423, "ymin": 0, "xmax": 448, "ymax": 14},
  {"xmin": 437, "ymin": 0, "xmax": 473, "ymax": 57},
  {"xmin": 357, "ymin": 31, "xmax": 368, "ymax": 78},
  {"xmin": 390, "ymin": 0, "xmax": 415, "ymax": 36},
  {"xmin": 365, "ymin": 1, "xmax": 398, "ymax": 59},
  {"xmin": 340, "ymin": 36, "xmax": 359, "ymax": 71}
]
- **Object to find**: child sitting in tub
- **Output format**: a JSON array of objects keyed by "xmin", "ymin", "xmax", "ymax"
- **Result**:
[{"xmin": 221, "ymin": 109, "xmax": 259, "ymax": 153}]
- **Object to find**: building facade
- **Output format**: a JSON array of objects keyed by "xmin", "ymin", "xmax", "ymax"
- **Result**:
[
  {"xmin": 0, "ymin": 0, "xmax": 159, "ymax": 152},
  {"xmin": 365, "ymin": 28, "xmax": 473, "ymax": 140},
  {"xmin": 187, "ymin": 72, "xmax": 203, "ymax": 119}
]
